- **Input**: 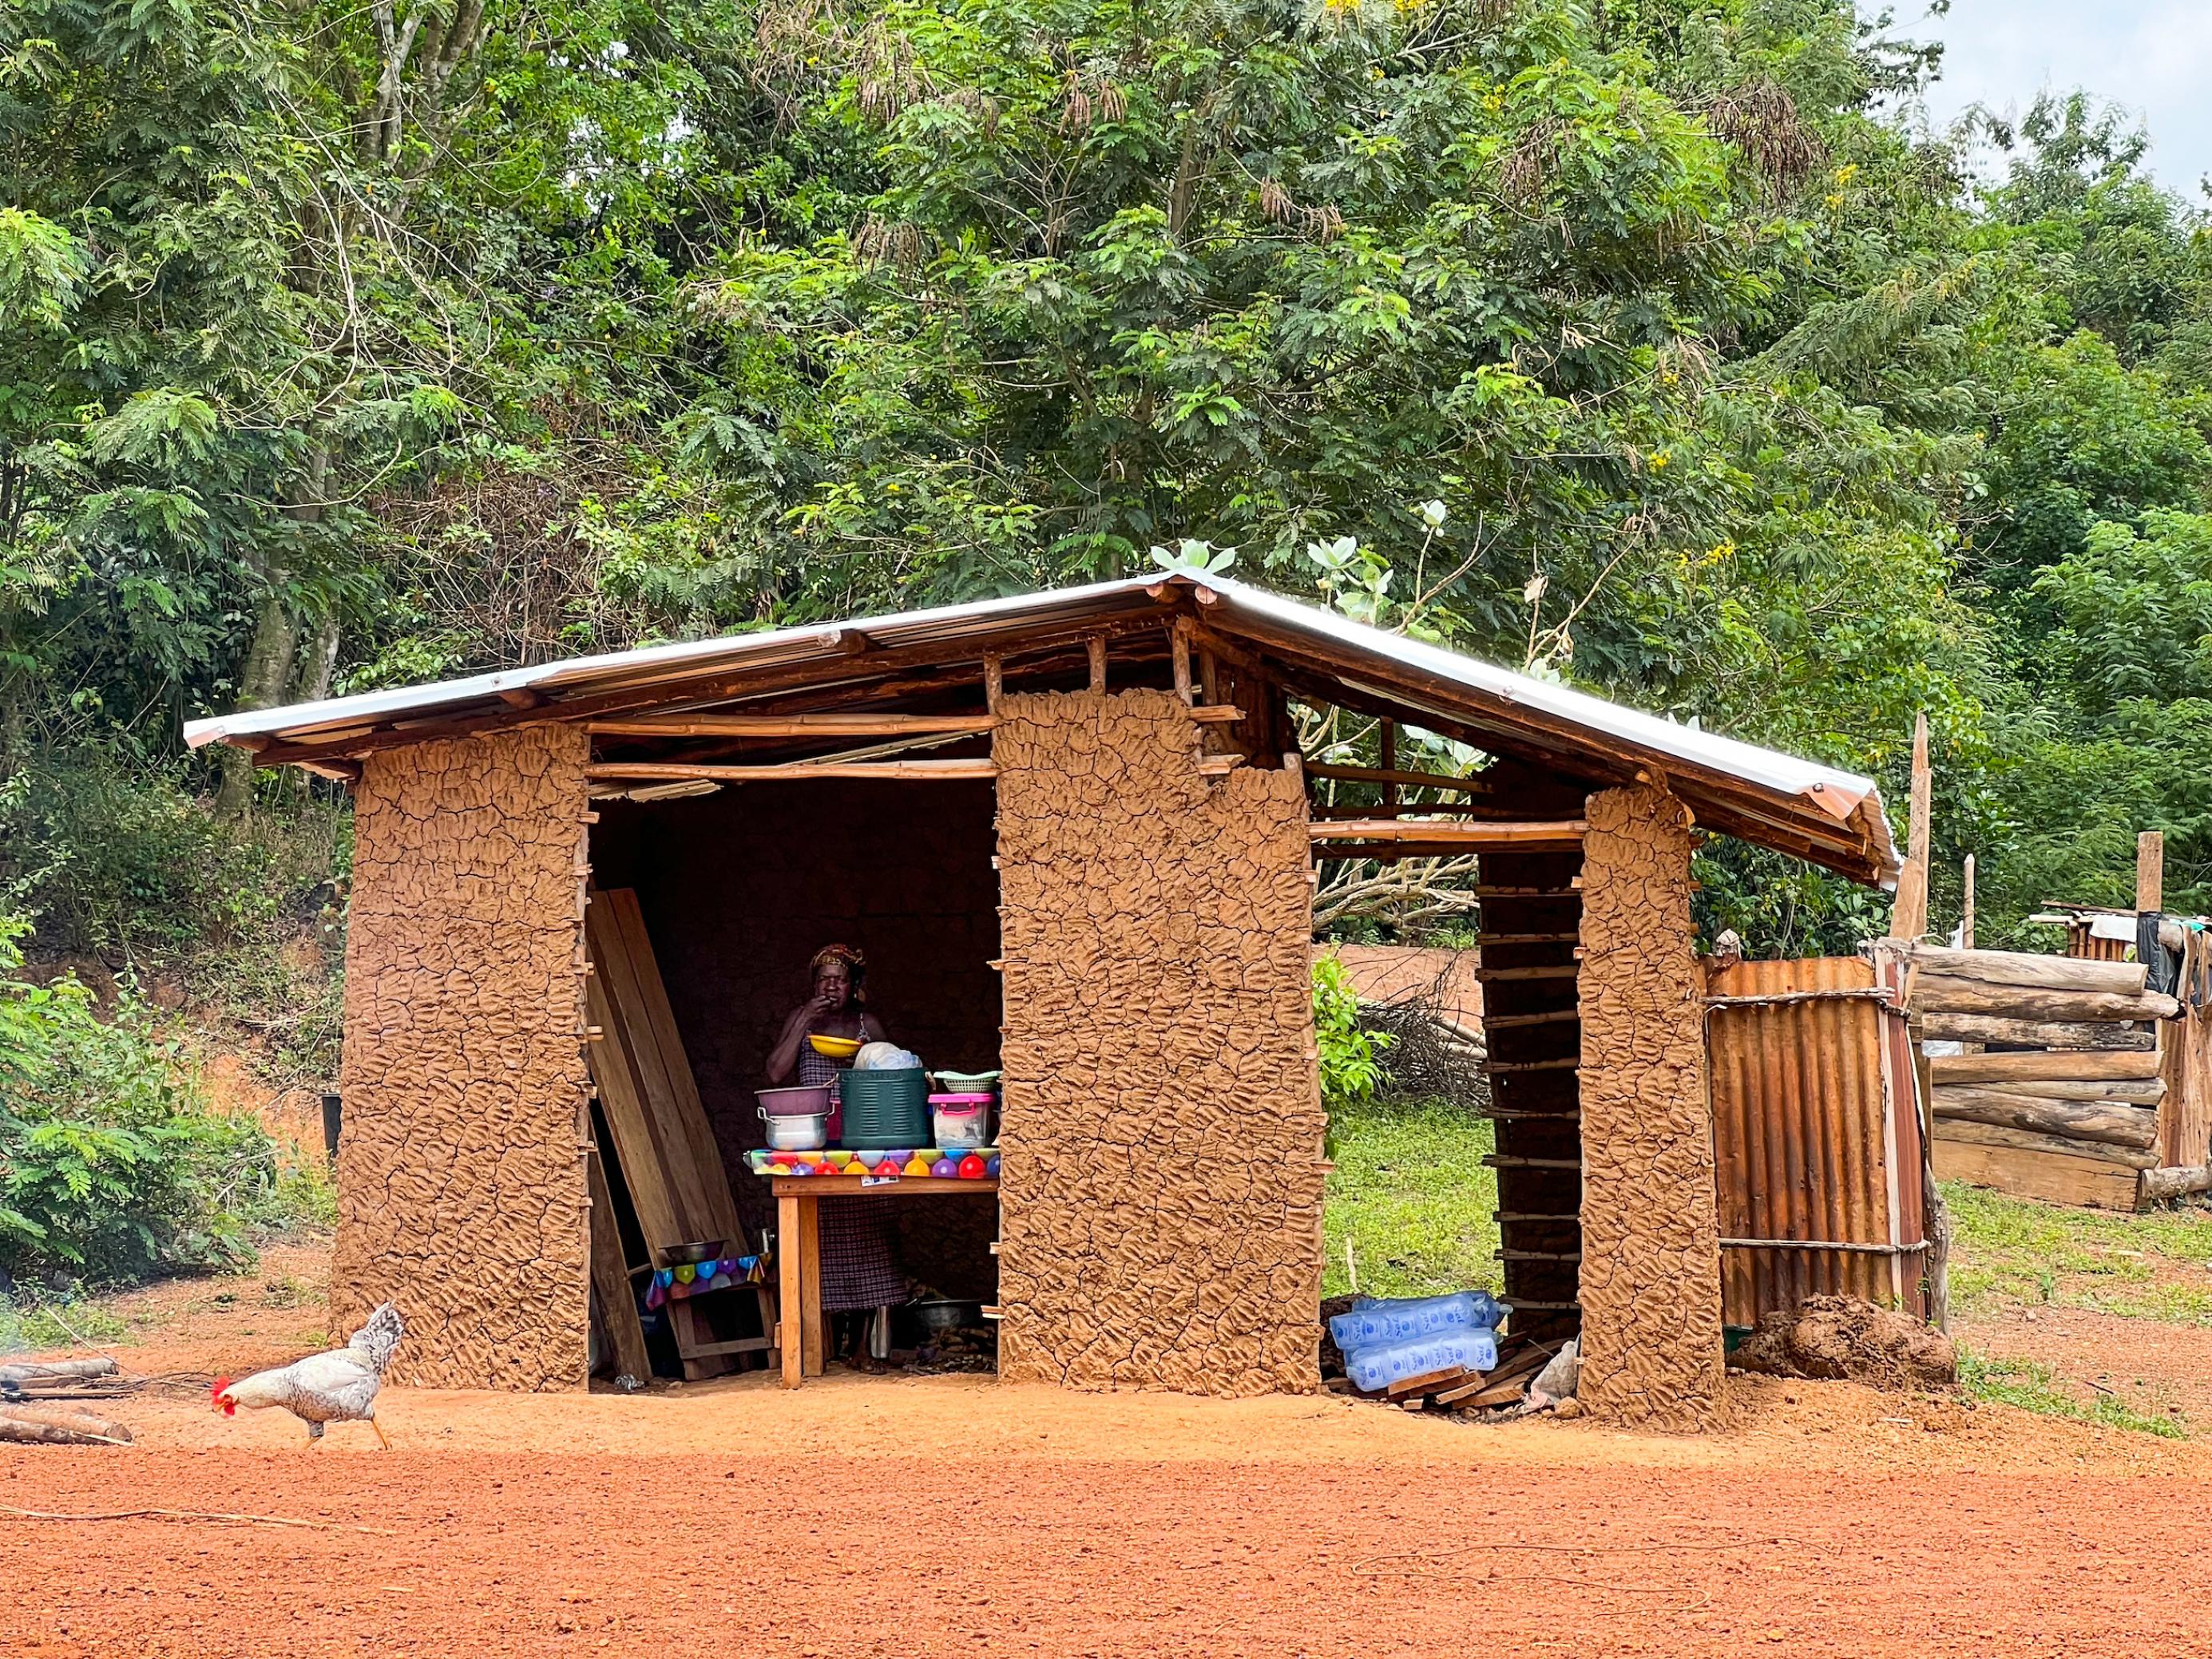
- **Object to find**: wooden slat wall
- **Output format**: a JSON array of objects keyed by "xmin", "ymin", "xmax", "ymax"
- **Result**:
[
  {"xmin": 1478, "ymin": 848, "xmax": 1584, "ymax": 1344},
  {"xmin": 1707, "ymin": 956, "xmax": 1923, "ymax": 1324}
]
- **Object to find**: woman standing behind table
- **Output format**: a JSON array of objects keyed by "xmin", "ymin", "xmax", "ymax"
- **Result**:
[{"xmin": 765, "ymin": 944, "xmax": 903, "ymax": 1368}]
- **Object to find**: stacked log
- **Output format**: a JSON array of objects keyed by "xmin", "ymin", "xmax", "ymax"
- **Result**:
[{"xmin": 1907, "ymin": 945, "xmax": 2174, "ymax": 1207}]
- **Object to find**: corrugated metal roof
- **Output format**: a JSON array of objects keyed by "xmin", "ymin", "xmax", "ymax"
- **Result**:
[{"xmin": 183, "ymin": 572, "xmax": 1897, "ymax": 883}]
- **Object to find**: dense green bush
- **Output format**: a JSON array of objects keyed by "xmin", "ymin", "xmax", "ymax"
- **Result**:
[
  {"xmin": 1312, "ymin": 955, "xmax": 1392, "ymax": 1111},
  {"xmin": 0, "ymin": 915, "xmax": 287, "ymax": 1285}
]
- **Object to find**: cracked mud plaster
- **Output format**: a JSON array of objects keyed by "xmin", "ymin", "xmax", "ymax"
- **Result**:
[
  {"xmin": 1576, "ymin": 785, "xmax": 1727, "ymax": 1431},
  {"xmin": 993, "ymin": 690, "xmax": 1326, "ymax": 1396},
  {"xmin": 329, "ymin": 724, "xmax": 592, "ymax": 1390}
]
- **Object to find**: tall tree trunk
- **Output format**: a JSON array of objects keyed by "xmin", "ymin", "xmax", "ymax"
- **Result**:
[{"xmin": 212, "ymin": 587, "xmax": 299, "ymax": 820}]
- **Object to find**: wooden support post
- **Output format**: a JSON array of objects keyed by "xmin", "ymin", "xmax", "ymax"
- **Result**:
[
  {"xmin": 1890, "ymin": 712, "xmax": 1932, "ymax": 941},
  {"xmin": 1379, "ymin": 719, "xmax": 1397, "ymax": 814},
  {"xmin": 799, "ymin": 1194, "xmax": 823, "ymax": 1378},
  {"xmin": 983, "ymin": 653, "xmax": 1003, "ymax": 712},
  {"xmin": 2138, "ymin": 831, "xmax": 2165, "ymax": 913},
  {"xmin": 1961, "ymin": 853, "xmax": 1975, "ymax": 951},
  {"xmin": 778, "ymin": 1190, "xmax": 804, "ymax": 1388},
  {"xmin": 1087, "ymin": 635, "xmax": 1108, "ymax": 694},
  {"xmin": 1170, "ymin": 619, "xmax": 1195, "ymax": 705}
]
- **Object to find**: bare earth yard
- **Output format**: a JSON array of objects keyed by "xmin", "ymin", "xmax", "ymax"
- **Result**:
[
  {"xmin": 5, "ymin": 1239, "xmax": 2212, "ymax": 1657},
  {"xmin": 11, "ymin": 1193, "xmax": 2212, "ymax": 1657}
]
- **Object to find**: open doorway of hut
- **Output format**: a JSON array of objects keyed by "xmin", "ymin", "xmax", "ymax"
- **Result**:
[{"xmin": 587, "ymin": 773, "xmax": 1005, "ymax": 1382}]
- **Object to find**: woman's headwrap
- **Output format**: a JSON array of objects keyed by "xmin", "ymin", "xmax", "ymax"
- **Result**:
[{"xmin": 811, "ymin": 943, "xmax": 866, "ymax": 1002}]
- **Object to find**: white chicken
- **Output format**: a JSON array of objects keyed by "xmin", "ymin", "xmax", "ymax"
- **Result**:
[{"xmin": 212, "ymin": 1304, "xmax": 405, "ymax": 1449}]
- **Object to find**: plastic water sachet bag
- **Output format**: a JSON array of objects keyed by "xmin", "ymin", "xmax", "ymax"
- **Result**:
[
  {"xmin": 1328, "ymin": 1290, "xmax": 1501, "ymax": 1352},
  {"xmin": 1343, "ymin": 1328, "xmax": 1500, "ymax": 1394}
]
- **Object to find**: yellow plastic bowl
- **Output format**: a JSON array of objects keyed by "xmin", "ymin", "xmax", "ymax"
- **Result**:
[{"xmin": 809, "ymin": 1034, "xmax": 864, "ymax": 1061}]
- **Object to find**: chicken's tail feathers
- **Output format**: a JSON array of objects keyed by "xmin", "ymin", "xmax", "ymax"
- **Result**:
[{"xmin": 349, "ymin": 1303, "xmax": 406, "ymax": 1375}]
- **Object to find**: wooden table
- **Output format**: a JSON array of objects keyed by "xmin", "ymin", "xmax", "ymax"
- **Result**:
[{"xmin": 771, "ymin": 1175, "xmax": 1000, "ymax": 1388}]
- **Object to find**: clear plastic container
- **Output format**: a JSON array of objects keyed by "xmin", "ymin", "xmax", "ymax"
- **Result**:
[
  {"xmin": 1344, "ymin": 1328, "xmax": 1499, "ymax": 1393},
  {"xmin": 1328, "ymin": 1291, "xmax": 1501, "ymax": 1352},
  {"xmin": 929, "ymin": 1094, "xmax": 993, "ymax": 1150}
]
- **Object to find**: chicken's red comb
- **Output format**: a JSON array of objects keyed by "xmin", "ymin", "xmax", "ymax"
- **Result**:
[{"xmin": 210, "ymin": 1376, "xmax": 232, "ymax": 1412}]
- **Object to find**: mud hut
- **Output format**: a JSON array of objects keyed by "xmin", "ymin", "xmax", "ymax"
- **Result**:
[{"xmin": 187, "ymin": 573, "xmax": 1897, "ymax": 1428}]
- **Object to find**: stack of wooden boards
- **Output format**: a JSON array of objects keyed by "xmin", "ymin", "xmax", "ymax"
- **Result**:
[
  {"xmin": 1328, "ymin": 1337, "xmax": 1564, "ymax": 1414},
  {"xmin": 585, "ymin": 887, "xmax": 771, "ymax": 1379},
  {"xmin": 1909, "ymin": 944, "xmax": 2178, "ymax": 1210}
]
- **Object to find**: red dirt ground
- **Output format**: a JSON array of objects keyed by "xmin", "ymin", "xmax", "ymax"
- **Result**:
[
  {"xmin": 10, "ymin": 1246, "xmax": 2212, "ymax": 1655},
  {"xmin": 5, "ymin": 1446, "xmax": 2210, "ymax": 1657}
]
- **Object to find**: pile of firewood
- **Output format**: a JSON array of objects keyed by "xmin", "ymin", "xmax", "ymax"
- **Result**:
[
  {"xmin": 0, "ymin": 1358, "xmax": 135, "ymax": 1446},
  {"xmin": 1326, "ymin": 1336, "xmax": 1563, "ymax": 1414},
  {"xmin": 1910, "ymin": 944, "xmax": 2176, "ymax": 1178}
]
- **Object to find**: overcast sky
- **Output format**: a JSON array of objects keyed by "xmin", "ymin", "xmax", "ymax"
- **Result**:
[{"xmin": 1897, "ymin": 0, "xmax": 2212, "ymax": 201}]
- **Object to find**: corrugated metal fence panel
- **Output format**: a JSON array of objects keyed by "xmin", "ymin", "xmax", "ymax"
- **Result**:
[{"xmin": 1707, "ymin": 957, "xmax": 1921, "ymax": 1326}]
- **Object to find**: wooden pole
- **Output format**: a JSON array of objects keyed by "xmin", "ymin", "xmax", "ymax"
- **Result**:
[
  {"xmin": 1379, "ymin": 719, "xmax": 1397, "ymax": 814},
  {"xmin": 592, "ymin": 757, "xmax": 1243, "ymax": 785},
  {"xmin": 1960, "ymin": 853, "xmax": 1975, "ymax": 950},
  {"xmin": 1170, "ymin": 620, "xmax": 1195, "ymax": 705},
  {"xmin": 1087, "ymin": 635, "xmax": 1107, "ymax": 694},
  {"xmin": 1308, "ymin": 818, "xmax": 1587, "ymax": 846},
  {"xmin": 590, "ymin": 714, "xmax": 996, "ymax": 738},
  {"xmin": 2138, "ymin": 831, "xmax": 2165, "ymax": 913},
  {"xmin": 586, "ymin": 1146, "xmax": 652, "ymax": 1384},
  {"xmin": 983, "ymin": 654, "xmax": 1003, "ymax": 712},
  {"xmin": 1304, "ymin": 762, "xmax": 1492, "ymax": 794},
  {"xmin": 1890, "ymin": 711, "xmax": 1932, "ymax": 940}
]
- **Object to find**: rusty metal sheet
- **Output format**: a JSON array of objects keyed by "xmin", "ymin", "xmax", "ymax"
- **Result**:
[{"xmin": 1707, "ymin": 956, "xmax": 1927, "ymax": 1326}]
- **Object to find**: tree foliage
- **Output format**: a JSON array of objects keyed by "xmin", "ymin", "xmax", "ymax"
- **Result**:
[{"xmin": 1, "ymin": 0, "xmax": 2207, "ymax": 958}]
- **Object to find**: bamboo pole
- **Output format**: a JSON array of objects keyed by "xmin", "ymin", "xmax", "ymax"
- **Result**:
[
  {"xmin": 1302, "ymin": 762, "xmax": 1493, "ymax": 794},
  {"xmin": 592, "ymin": 755, "xmax": 1245, "ymax": 785},
  {"xmin": 1961, "ymin": 853, "xmax": 1976, "ymax": 950},
  {"xmin": 1309, "ymin": 819, "xmax": 1586, "ymax": 845}
]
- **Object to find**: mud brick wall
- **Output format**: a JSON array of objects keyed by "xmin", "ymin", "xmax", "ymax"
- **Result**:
[
  {"xmin": 1575, "ymin": 783, "xmax": 1726, "ymax": 1430},
  {"xmin": 331, "ymin": 724, "xmax": 592, "ymax": 1390},
  {"xmin": 993, "ymin": 688, "xmax": 1324, "ymax": 1396}
]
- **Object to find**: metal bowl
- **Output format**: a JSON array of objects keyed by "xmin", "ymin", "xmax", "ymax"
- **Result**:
[
  {"xmin": 659, "ymin": 1239, "xmax": 727, "ymax": 1267},
  {"xmin": 909, "ymin": 1298, "xmax": 985, "ymax": 1335}
]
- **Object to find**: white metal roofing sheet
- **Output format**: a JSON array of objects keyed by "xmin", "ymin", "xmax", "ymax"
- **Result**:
[{"xmin": 181, "ymin": 572, "xmax": 1896, "ymax": 879}]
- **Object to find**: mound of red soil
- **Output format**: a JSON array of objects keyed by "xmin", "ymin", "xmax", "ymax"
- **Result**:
[{"xmin": 1734, "ymin": 1294, "xmax": 1956, "ymax": 1390}]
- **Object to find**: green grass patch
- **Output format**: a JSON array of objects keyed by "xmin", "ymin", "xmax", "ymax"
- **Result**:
[
  {"xmin": 1958, "ymin": 1349, "xmax": 2186, "ymax": 1437},
  {"xmin": 1323, "ymin": 1096, "xmax": 1499, "ymax": 1299},
  {"xmin": 1944, "ymin": 1180, "xmax": 2212, "ymax": 1324},
  {"xmin": 0, "ymin": 1291, "xmax": 130, "ymax": 1354}
]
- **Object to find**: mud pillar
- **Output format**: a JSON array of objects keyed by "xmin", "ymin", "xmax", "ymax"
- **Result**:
[
  {"xmin": 1575, "ymin": 783, "xmax": 1725, "ymax": 1429},
  {"xmin": 993, "ymin": 688, "xmax": 1325, "ymax": 1396},
  {"xmin": 330, "ymin": 723, "xmax": 593, "ymax": 1390}
]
